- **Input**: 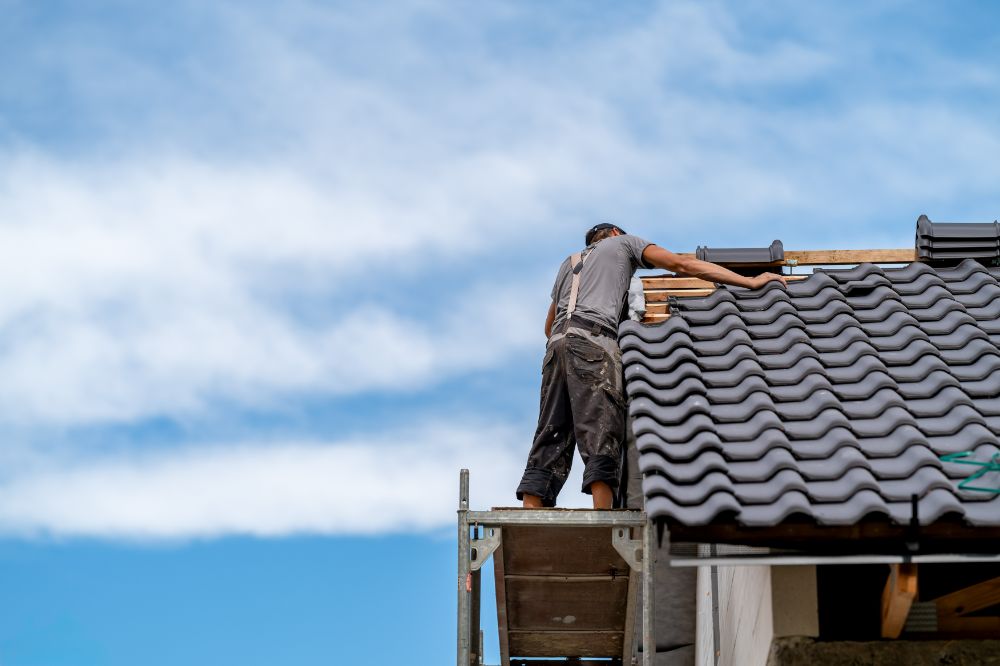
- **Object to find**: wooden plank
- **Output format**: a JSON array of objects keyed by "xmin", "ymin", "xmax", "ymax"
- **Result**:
[
  {"xmin": 646, "ymin": 248, "xmax": 914, "ymax": 267},
  {"xmin": 643, "ymin": 277, "xmax": 718, "ymax": 289},
  {"xmin": 646, "ymin": 288, "xmax": 715, "ymax": 300},
  {"xmin": 506, "ymin": 577, "xmax": 629, "ymax": 631},
  {"xmin": 934, "ymin": 576, "xmax": 1000, "ymax": 617},
  {"xmin": 498, "ymin": 523, "xmax": 638, "ymax": 660},
  {"xmin": 504, "ymin": 574, "xmax": 621, "ymax": 582},
  {"xmin": 470, "ymin": 569, "xmax": 481, "ymax": 666},
  {"xmin": 501, "ymin": 525, "xmax": 629, "ymax": 575},
  {"xmin": 785, "ymin": 249, "xmax": 915, "ymax": 265},
  {"xmin": 936, "ymin": 615, "xmax": 1000, "ymax": 637},
  {"xmin": 645, "ymin": 303, "xmax": 668, "ymax": 315},
  {"xmin": 508, "ymin": 630, "xmax": 623, "ymax": 657},
  {"xmin": 495, "ymin": 532, "xmax": 511, "ymax": 666},
  {"xmin": 512, "ymin": 661, "xmax": 616, "ymax": 666},
  {"xmin": 881, "ymin": 563, "xmax": 918, "ymax": 639},
  {"xmin": 642, "ymin": 276, "xmax": 808, "ymax": 297}
]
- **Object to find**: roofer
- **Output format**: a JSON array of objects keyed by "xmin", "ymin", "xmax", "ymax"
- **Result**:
[{"xmin": 517, "ymin": 223, "xmax": 787, "ymax": 509}]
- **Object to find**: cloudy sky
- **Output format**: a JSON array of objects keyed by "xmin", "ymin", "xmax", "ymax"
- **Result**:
[{"xmin": 1, "ymin": 1, "xmax": 999, "ymax": 663}]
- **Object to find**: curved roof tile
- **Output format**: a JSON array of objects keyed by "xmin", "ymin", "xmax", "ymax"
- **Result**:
[{"xmin": 622, "ymin": 259, "xmax": 1000, "ymax": 528}]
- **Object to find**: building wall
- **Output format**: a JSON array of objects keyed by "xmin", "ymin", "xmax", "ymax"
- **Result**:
[
  {"xmin": 717, "ymin": 565, "xmax": 775, "ymax": 666},
  {"xmin": 696, "ymin": 566, "xmax": 714, "ymax": 665},
  {"xmin": 696, "ymin": 565, "xmax": 818, "ymax": 666}
]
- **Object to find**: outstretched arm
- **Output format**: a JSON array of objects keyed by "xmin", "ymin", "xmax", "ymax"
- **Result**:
[
  {"xmin": 544, "ymin": 300, "xmax": 556, "ymax": 338},
  {"xmin": 642, "ymin": 244, "xmax": 787, "ymax": 289}
]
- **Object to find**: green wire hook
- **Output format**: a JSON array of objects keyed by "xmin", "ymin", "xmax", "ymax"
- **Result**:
[{"xmin": 940, "ymin": 451, "xmax": 1000, "ymax": 494}]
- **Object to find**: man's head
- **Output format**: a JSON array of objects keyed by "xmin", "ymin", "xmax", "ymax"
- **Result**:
[{"xmin": 585, "ymin": 222, "xmax": 626, "ymax": 246}]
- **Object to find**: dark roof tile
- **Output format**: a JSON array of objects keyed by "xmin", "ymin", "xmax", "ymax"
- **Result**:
[{"xmin": 622, "ymin": 258, "xmax": 1000, "ymax": 529}]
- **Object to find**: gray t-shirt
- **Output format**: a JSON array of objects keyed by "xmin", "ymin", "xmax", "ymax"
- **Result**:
[{"xmin": 550, "ymin": 234, "xmax": 653, "ymax": 333}]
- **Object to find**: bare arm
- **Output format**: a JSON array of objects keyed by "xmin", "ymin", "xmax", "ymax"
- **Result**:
[
  {"xmin": 642, "ymin": 245, "xmax": 787, "ymax": 289},
  {"xmin": 544, "ymin": 300, "xmax": 556, "ymax": 338}
]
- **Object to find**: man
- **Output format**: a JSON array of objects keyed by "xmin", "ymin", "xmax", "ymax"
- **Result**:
[{"xmin": 516, "ymin": 223, "xmax": 787, "ymax": 509}]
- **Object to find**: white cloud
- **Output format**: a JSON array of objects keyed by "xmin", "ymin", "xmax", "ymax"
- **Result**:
[
  {"xmin": 0, "ymin": 2, "xmax": 997, "ymax": 430},
  {"xmin": 1, "ymin": 0, "xmax": 1000, "ymax": 541},
  {"xmin": 0, "ymin": 420, "xmax": 596, "ymax": 539}
]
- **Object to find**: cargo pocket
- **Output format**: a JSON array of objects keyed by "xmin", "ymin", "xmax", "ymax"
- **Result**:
[
  {"xmin": 541, "ymin": 344, "xmax": 556, "ymax": 373},
  {"xmin": 566, "ymin": 335, "xmax": 608, "ymax": 384}
]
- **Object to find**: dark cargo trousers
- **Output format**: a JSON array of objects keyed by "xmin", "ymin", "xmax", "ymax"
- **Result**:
[{"xmin": 516, "ymin": 329, "xmax": 626, "ymax": 505}]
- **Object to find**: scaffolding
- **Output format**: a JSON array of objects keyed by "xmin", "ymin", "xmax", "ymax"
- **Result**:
[{"xmin": 456, "ymin": 469, "xmax": 655, "ymax": 666}]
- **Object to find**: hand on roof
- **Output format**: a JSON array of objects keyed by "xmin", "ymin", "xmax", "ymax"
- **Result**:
[{"xmin": 750, "ymin": 272, "xmax": 787, "ymax": 289}]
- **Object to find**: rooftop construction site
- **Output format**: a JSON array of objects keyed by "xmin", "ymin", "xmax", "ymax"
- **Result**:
[{"xmin": 458, "ymin": 215, "xmax": 1000, "ymax": 666}]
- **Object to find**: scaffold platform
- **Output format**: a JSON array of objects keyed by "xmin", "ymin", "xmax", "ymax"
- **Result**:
[{"xmin": 457, "ymin": 469, "xmax": 654, "ymax": 666}]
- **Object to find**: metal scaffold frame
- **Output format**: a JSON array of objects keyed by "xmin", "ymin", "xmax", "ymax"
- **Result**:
[{"xmin": 457, "ymin": 469, "xmax": 655, "ymax": 666}]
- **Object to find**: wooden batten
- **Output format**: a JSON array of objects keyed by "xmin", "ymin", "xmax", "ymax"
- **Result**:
[
  {"xmin": 935, "ymin": 615, "xmax": 1000, "ymax": 637},
  {"xmin": 670, "ymin": 248, "xmax": 915, "ymax": 266},
  {"xmin": 643, "ymin": 277, "xmax": 724, "ymax": 290},
  {"xmin": 934, "ymin": 575, "xmax": 1000, "ymax": 619},
  {"xmin": 638, "ymin": 248, "xmax": 914, "ymax": 323},
  {"xmin": 644, "ymin": 288, "xmax": 716, "ymax": 303},
  {"xmin": 645, "ymin": 303, "xmax": 669, "ymax": 316},
  {"xmin": 881, "ymin": 563, "xmax": 918, "ymax": 639},
  {"xmin": 785, "ymin": 248, "xmax": 915, "ymax": 265}
]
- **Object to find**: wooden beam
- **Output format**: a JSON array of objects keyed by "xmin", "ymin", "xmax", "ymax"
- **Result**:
[
  {"xmin": 642, "ymin": 275, "xmax": 808, "ymax": 290},
  {"xmin": 643, "ymin": 277, "xmax": 718, "ymax": 289},
  {"xmin": 643, "ymin": 288, "xmax": 715, "ymax": 303},
  {"xmin": 645, "ymin": 303, "xmax": 668, "ymax": 315},
  {"xmin": 881, "ymin": 563, "xmax": 918, "ymax": 639},
  {"xmin": 936, "ymin": 615, "xmax": 1000, "ymax": 638},
  {"xmin": 658, "ymin": 248, "xmax": 915, "ymax": 267},
  {"xmin": 643, "ymin": 276, "xmax": 810, "ymax": 301},
  {"xmin": 934, "ymin": 575, "xmax": 1000, "ymax": 617},
  {"xmin": 785, "ymin": 249, "xmax": 915, "ymax": 265}
]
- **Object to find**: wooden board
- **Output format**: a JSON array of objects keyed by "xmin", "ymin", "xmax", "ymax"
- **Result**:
[
  {"xmin": 636, "ymin": 249, "xmax": 913, "ymax": 323},
  {"xmin": 645, "ymin": 303, "xmax": 668, "ymax": 315},
  {"xmin": 642, "ymin": 275, "xmax": 809, "ymax": 291},
  {"xmin": 935, "ymin": 616, "xmax": 1000, "ymax": 637},
  {"xmin": 785, "ymin": 249, "xmax": 915, "ymax": 265},
  {"xmin": 669, "ymin": 248, "xmax": 915, "ymax": 265},
  {"xmin": 508, "ymin": 631, "xmax": 625, "ymax": 657},
  {"xmin": 643, "ymin": 277, "xmax": 720, "ymax": 289},
  {"xmin": 934, "ymin": 576, "xmax": 1000, "ymax": 617},
  {"xmin": 506, "ymin": 577, "xmax": 629, "ymax": 630},
  {"xmin": 643, "ymin": 288, "xmax": 715, "ymax": 302},
  {"xmin": 501, "ymin": 525, "xmax": 630, "ymax": 575},
  {"xmin": 496, "ymin": 522, "xmax": 636, "ymax": 660},
  {"xmin": 881, "ymin": 563, "xmax": 918, "ymax": 639}
]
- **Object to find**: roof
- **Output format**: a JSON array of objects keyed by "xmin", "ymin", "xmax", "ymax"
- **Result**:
[
  {"xmin": 620, "ymin": 259, "xmax": 1000, "ymax": 542},
  {"xmin": 916, "ymin": 214, "xmax": 1000, "ymax": 262},
  {"xmin": 695, "ymin": 239, "xmax": 784, "ymax": 265}
]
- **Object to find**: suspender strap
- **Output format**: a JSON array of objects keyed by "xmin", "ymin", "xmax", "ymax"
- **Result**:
[
  {"xmin": 566, "ymin": 247, "xmax": 595, "ymax": 318},
  {"xmin": 566, "ymin": 252, "xmax": 583, "ymax": 317}
]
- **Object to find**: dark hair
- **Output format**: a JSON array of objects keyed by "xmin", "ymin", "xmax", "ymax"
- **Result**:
[{"xmin": 585, "ymin": 222, "xmax": 626, "ymax": 245}]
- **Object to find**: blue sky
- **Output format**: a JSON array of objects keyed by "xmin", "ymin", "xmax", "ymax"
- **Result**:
[{"xmin": 1, "ymin": 1, "xmax": 1000, "ymax": 663}]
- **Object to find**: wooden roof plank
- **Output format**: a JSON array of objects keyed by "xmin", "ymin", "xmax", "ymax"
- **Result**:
[{"xmin": 666, "ymin": 248, "xmax": 915, "ymax": 266}]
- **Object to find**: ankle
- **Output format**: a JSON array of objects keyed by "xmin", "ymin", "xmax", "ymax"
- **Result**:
[{"xmin": 522, "ymin": 494, "xmax": 544, "ymax": 509}]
